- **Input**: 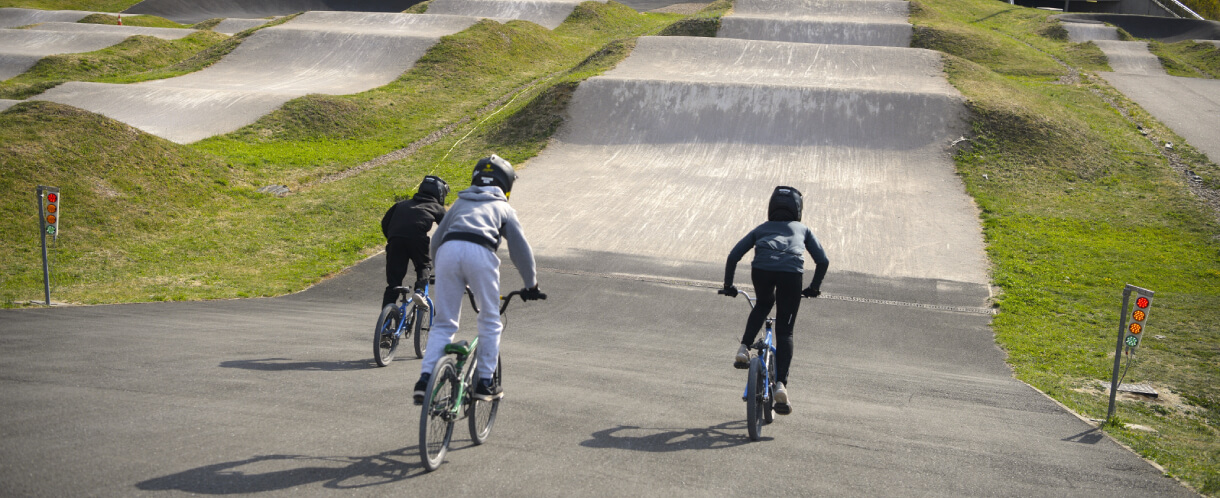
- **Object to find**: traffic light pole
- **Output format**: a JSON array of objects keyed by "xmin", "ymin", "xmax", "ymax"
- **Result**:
[
  {"xmin": 40, "ymin": 216, "xmax": 50, "ymax": 305},
  {"xmin": 1106, "ymin": 288, "xmax": 1132, "ymax": 422}
]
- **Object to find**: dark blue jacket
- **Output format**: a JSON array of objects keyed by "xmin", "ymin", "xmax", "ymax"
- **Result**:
[{"xmin": 725, "ymin": 221, "xmax": 829, "ymax": 288}]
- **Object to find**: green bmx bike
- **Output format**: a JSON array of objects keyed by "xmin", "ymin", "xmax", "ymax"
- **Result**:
[{"xmin": 418, "ymin": 289, "xmax": 545, "ymax": 471}]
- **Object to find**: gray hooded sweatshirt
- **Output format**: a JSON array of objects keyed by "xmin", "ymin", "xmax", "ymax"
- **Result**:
[{"xmin": 430, "ymin": 186, "xmax": 537, "ymax": 287}]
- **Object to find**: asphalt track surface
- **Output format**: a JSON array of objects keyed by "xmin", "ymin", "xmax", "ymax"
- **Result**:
[
  {"xmin": 719, "ymin": 0, "xmax": 911, "ymax": 46},
  {"xmin": 0, "ymin": 21, "xmax": 195, "ymax": 81},
  {"xmin": 36, "ymin": 11, "xmax": 482, "ymax": 143},
  {"xmin": 1064, "ymin": 17, "xmax": 1220, "ymax": 165},
  {"xmin": 0, "ymin": 255, "xmax": 1195, "ymax": 496},
  {"xmin": 123, "ymin": 0, "xmax": 422, "ymax": 24}
]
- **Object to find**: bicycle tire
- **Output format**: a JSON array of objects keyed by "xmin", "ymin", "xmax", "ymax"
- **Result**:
[
  {"xmin": 763, "ymin": 353, "xmax": 776, "ymax": 424},
  {"xmin": 468, "ymin": 355, "xmax": 501, "ymax": 445},
  {"xmin": 373, "ymin": 304, "xmax": 402, "ymax": 367},
  {"xmin": 413, "ymin": 305, "xmax": 428, "ymax": 359},
  {"xmin": 420, "ymin": 357, "xmax": 457, "ymax": 471},
  {"xmin": 746, "ymin": 356, "xmax": 765, "ymax": 441}
]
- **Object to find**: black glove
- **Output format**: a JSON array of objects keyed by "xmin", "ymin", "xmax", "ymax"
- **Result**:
[
  {"xmin": 802, "ymin": 286, "xmax": 821, "ymax": 298},
  {"xmin": 720, "ymin": 285, "xmax": 739, "ymax": 298},
  {"xmin": 522, "ymin": 286, "xmax": 545, "ymax": 301}
]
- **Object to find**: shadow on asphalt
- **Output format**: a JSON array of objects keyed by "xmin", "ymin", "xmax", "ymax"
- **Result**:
[
  {"xmin": 580, "ymin": 421, "xmax": 766, "ymax": 451},
  {"xmin": 136, "ymin": 449, "xmax": 423, "ymax": 493},
  {"xmin": 1061, "ymin": 428, "xmax": 1105, "ymax": 445},
  {"xmin": 218, "ymin": 358, "xmax": 379, "ymax": 371}
]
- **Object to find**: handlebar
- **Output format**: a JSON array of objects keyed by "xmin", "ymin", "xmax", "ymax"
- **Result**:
[
  {"xmin": 718, "ymin": 288, "xmax": 755, "ymax": 309},
  {"xmin": 500, "ymin": 288, "xmax": 547, "ymax": 314}
]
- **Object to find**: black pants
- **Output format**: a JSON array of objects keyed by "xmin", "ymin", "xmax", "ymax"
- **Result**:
[
  {"xmin": 741, "ymin": 268, "xmax": 802, "ymax": 386},
  {"xmin": 383, "ymin": 237, "xmax": 431, "ymax": 307}
]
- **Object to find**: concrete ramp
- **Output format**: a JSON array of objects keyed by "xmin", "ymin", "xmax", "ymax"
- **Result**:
[
  {"xmin": 1093, "ymin": 40, "xmax": 1166, "ymax": 75},
  {"xmin": 1, "ymin": 23, "xmax": 196, "ymax": 81},
  {"xmin": 0, "ymin": 99, "xmax": 18, "ymax": 112},
  {"xmin": 425, "ymin": 0, "xmax": 596, "ymax": 29},
  {"xmin": 123, "ymin": 0, "xmax": 420, "ymax": 24},
  {"xmin": 511, "ymin": 36, "xmax": 988, "ymax": 287},
  {"xmin": 36, "ymin": 11, "xmax": 480, "ymax": 143},
  {"xmin": 0, "ymin": 8, "xmax": 97, "ymax": 28},
  {"xmin": 1061, "ymin": 19, "xmax": 1120, "ymax": 41},
  {"xmin": 719, "ymin": 0, "xmax": 911, "ymax": 47}
]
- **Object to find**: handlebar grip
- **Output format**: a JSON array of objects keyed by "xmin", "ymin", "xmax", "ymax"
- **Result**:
[{"xmin": 717, "ymin": 289, "xmax": 729, "ymax": 295}]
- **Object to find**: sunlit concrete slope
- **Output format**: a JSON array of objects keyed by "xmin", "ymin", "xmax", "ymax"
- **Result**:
[
  {"xmin": 425, "ymin": 0, "xmax": 598, "ymax": 29},
  {"xmin": 719, "ymin": 0, "xmax": 911, "ymax": 46},
  {"xmin": 0, "ymin": 99, "xmax": 18, "ymax": 112},
  {"xmin": 0, "ymin": 8, "xmax": 97, "ymax": 28},
  {"xmin": 511, "ymin": 36, "xmax": 988, "ymax": 288},
  {"xmin": 1, "ymin": 23, "xmax": 196, "ymax": 81},
  {"xmin": 123, "ymin": 0, "xmax": 419, "ymax": 24},
  {"xmin": 37, "ymin": 11, "xmax": 479, "ymax": 143}
]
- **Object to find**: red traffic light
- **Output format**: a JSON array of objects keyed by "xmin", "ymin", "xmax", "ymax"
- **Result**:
[
  {"xmin": 1136, "ymin": 297, "xmax": 1149, "ymax": 308},
  {"xmin": 47, "ymin": 193, "xmax": 57, "ymax": 203}
]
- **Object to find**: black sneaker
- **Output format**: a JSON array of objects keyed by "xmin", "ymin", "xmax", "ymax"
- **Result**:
[
  {"xmin": 413, "ymin": 373, "xmax": 431, "ymax": 405},
  {"xmin": 473, "ymin": 378, "xmax": 503, "ymax": 401}
]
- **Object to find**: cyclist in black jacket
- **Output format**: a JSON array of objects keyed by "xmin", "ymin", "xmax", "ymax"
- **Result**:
[{"xmin": 380, "ymin": 176, "xmax": 449, "ymax": 307}]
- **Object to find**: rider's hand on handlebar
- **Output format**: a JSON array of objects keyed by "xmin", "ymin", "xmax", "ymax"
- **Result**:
[
  {"xmin": 719, "ymin": 285, "xmax": 739, "ymax": 298},
  {"xmin": 801, "ymin": 286, "xmax": 821, "ymax": 298},
  {"xmin": 521, "ymin": 285, "xmax": 546, "ymax": 301}
]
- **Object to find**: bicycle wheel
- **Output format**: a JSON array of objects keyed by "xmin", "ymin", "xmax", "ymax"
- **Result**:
[
  {"xmin": 468, "ymin": 355, "xmax": 501, "ymax": 445},
  {"xmin": 373, "ymin": 304, "xmax": 402, "ymax": 367},
  {"xmin": 420, "ymin": 358, "xmax": 458, "ymax": 471},
  {"xmin": 763, "ymin": 353, "xmax": 776, "ymax": 424},
  {"xmin": 413, "ymin": 305, "xmax": 428, "ymax": 359},
  {"xmin": 746, "ymin": 356, "xmax": 765, "ymax": 441}
]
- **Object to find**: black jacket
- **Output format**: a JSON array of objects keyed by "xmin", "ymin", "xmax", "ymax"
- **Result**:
[{"xmin": 381, "ymin": 193, "xmax": 446, "ymax": 241}]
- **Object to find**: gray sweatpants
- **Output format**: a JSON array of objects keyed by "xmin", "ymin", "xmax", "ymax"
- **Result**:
[{"xmin": 420, "ymin": 240, "xmax": 503, "ymax": 380}]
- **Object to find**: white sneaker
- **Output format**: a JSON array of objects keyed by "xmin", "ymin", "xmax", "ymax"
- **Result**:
[
  {"xmin": 412, "ymin": 291, "xmax": 430, "ymax": 312},
  {"xmin": 775, "ymin": 382, "xmax": 789, "ymax": 404},
  {"xmin": 734, "ymin": 344, "xmax": 750, "ymax": 367}
]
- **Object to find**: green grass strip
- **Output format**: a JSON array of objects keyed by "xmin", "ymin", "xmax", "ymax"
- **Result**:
[{"xmin": 913, "ymin": 0, "xmax": 1220, "ymax": 494}]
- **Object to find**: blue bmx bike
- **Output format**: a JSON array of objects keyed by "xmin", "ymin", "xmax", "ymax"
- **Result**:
[
  {"xmin": 374, "ymin": 279, "xmax": 434, "ymax": 366},
  {"xmin": 719, "ymin": 289, "xmax": 776, "ymax": 441}
]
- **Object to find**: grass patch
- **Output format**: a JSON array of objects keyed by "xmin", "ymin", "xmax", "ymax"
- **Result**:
[
  {"xmin": 913, "ymin": 0, "xmax": 1220, "ymax": 493},
  {"xmin": 0, "ymin": 30, "xmax": 230, "ymax": 99},
  {"xmin": 0, "ymin": 0, "xmax": 140, "ymax": 10},
  {"xmin": 77, "ymin": 12, "xmax": 185, "ymax": 28},
  {"xmin": 1180, "ymin": 0, "xmax": 1220, "ymax": 21},
  {"xmin": 1149, "ymin": 40, "xmax": 1220, "ymax": 78},
  {"xmin": 1, "ymin": 1, "xmax": 685, "ymax": 305}
]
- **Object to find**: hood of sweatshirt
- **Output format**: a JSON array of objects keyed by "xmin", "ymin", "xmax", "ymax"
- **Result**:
[{"xmin": 457, "ymin": 185, "xmax": 507, "ymax": 202}]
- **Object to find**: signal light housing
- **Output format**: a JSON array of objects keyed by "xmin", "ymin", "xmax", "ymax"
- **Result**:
[{"xmin": 1123, "ymin": 288, "xmax": 1152, "ymax": 349}]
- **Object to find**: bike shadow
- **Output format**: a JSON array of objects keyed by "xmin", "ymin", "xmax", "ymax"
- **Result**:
[
  {"xmin": 135, "ymin": 448, "xmax": 423, "ymax": 493},
  {"xmin": 580, "ymin": 421, "xmax": 767, "ymax": 451},
  {"xmin": 218, "ymin": 358, "xmax": 377, "ymax": 371}
]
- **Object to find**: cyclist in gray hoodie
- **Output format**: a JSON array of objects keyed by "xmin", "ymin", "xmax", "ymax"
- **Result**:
[
  {"xmin": 414, "ymin": 154, "xmax": 542, "ymax": 404},
  {"xmin": 723, "ymin": 186, "xmax": 829, "ymax": 415}
]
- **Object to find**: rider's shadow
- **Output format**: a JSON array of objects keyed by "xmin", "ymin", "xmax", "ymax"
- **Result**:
[
  {"xmin": 135, "ymin": 449, "xmax": 421, "ymax": 494},
  {"xmin": 580, "ymin": 421, "xmax": 764, "ymax": 451},
  {"xmin": 218, "ymin": 358, "xmax": 376, "ymax": 371}
]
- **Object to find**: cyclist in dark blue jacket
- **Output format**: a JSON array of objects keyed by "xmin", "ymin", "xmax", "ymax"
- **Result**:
[{"xmin": 723, "ymin": 186, "xmax": 829, "ymax": 415}]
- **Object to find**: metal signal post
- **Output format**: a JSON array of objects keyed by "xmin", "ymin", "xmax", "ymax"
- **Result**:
[
  {"xmin": 36, "ymin": 186, "xmax": 60, "ymax": 305},
  {"xmin": 1107, "ymin": 284, "xmax": 1154, "ymax": 422}
]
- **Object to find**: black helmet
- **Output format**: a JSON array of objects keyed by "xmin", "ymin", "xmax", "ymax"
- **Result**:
[
  {"xmin": 416, "ymin": 175, "xmax": 449, "ymax": 201},
  {"xmin": 768, "ymin": 186, "xmax": 803, "ymax": 222},
  {"xmin": 472, "ymin": 154, "xmax": 517, "ymax": 196}
]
